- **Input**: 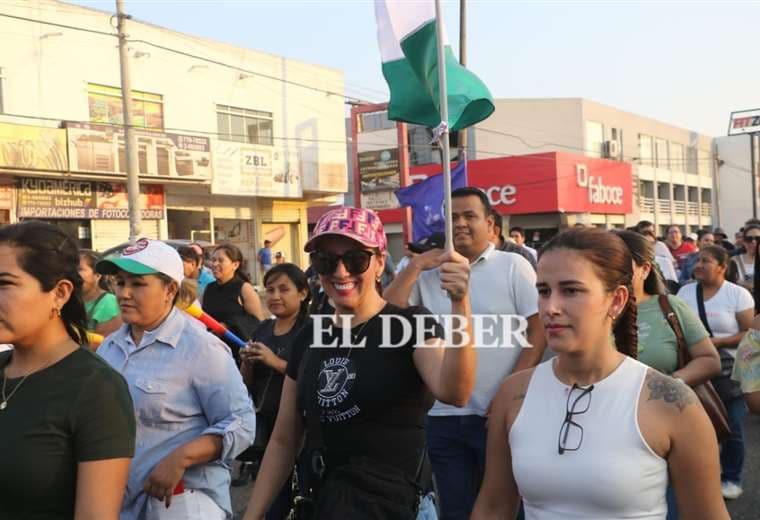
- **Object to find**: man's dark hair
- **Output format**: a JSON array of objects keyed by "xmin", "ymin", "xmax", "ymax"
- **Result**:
[
  {"xmin": 490, "ymin": 209, "xmax": 503, "ymax": 235},
  {"xmin": 451, "ymin": 187, "xmax": 492, "ymax": 217},
  {"xmin": 510, "ymin": 226, "xmax": 526, "ymax": 238}
]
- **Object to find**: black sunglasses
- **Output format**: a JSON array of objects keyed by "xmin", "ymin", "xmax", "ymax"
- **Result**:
[
  {"xmin": 744, "ymin": 236, "xmax": 760, "ymax": 243},
  {"xmin": 310, "ymin": 250, "xmax": 374, "ymax": 276},
  {"xmin": 558, "ymin": 383, "xmax": 594, "ymax": 455}
]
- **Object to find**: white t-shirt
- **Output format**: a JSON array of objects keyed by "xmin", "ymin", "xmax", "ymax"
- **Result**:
[
  {"xmin": 409, "ymin": 243, "xmax": 539, "ymax": 416},
  {"xmin": 677, "ymin": 281, "xmax": 754, "ymax": 353},
  {"xmin": 0, "ymin": 345, "xmax": 11, "ymax": 352},
  {"xmin": 654, "ymin": 241, "xmax": 678, "ymax": 282}
]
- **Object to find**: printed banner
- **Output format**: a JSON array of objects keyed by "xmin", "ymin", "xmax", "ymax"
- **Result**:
[
  {"xmin": 0, "ymin": 122, "xmax": 68, "ymax": 172},
  {"xmin": 65, "ymin": 122, "xmax": 211, "ymax": 180},
  {"xmin": 211, "ymin": 141, "xmax": 302, "ymax": 198},
  {"xmin": 16, "ymin": 177, "xmax": 165, "ymax": 219}
]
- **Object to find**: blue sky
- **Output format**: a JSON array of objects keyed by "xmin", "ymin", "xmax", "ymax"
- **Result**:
[{"xmin": 67, "ymin": 0, "xmax": 760, "ymax": 137}]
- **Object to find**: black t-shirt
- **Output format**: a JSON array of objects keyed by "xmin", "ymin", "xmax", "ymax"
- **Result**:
[
  {"xmin": 0, "ymin": 347, "xmax": 135, "ymax": 520},
  {"xmin": 286, "ymin": 303, "xmax": 443, "ymax": 478},
  {"xmin": 249, "ymin": 317, "xmax": 306, "ymax": 419}
]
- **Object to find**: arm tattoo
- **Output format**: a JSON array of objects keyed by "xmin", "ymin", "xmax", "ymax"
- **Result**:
[{"xmin": 645, "ymin": 370, "xmax": 697, "ymax": 412}]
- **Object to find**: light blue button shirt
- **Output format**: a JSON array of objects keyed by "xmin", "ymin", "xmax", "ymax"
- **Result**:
[{"xmin": 98, "ymin": 307, "xmax": 255, "ymax": 520}]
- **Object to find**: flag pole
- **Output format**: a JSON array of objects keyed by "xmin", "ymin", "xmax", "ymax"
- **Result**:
[{"xmin": 434, "ymin": 0, "xmax": 454, "ymax": 253}]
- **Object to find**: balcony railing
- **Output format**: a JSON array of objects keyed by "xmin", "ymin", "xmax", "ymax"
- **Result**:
[
  {"xmin": 687, "ymin": 202, "xmax": 700, "ymax": 215},
  {"xmin": 701, "ymin": 203, "xmax": 713, "ymax": 216},
  {"xmin": 640, "ymin": 197, "xmax": 655, "ymax": 213},
  {"xmin": 673, "ymin": 200, "xmax": 686, "ymax": 214},
  {"xmin": 657, "ymin": 200, "xmax": 671, "ymax": 213}
]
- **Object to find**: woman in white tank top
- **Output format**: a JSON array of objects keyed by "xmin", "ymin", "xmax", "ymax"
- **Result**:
[{"xmin": 472, "ymin": 228, "xmax": 728, "ymax": 520}]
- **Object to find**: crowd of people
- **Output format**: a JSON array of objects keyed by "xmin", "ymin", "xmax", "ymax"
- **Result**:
[{"xmin": 1, "ymin": 195, "xmax": 760, "ymax": 520}]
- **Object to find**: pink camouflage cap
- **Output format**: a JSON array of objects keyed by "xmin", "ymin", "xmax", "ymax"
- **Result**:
[{"xmin": 304, "ymin": 206, "xmax": 387, "ymax": 253}]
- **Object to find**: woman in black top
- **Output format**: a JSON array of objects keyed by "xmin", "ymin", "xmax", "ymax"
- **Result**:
[
  {"xmin": 0, "ymin": 221, "xmax": 135, "ymax": 520},
  {"xmin": 238, "ymin": 263, "xmax": 310, "ymax": 517},
  {"xmin": 243, "ymin": 206, "xmax": 476, "ymax": 520},
  {"xmin": 203, "ymin": 243, "xmax": 265, "ymax": 361}
]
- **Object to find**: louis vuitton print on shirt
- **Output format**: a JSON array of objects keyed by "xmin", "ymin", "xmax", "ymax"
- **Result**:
[{"xmin": 286, "ymin": 303, "xmax": 443, "ymax": 476}]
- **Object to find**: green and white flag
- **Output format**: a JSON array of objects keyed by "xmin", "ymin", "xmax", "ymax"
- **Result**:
[{"xmin": 374, "ymin": 0, "xmax": 494, "ymax": 131}]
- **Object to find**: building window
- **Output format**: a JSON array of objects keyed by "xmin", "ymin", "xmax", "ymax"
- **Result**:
[
  {"xmin": 0, "ymin": 67, "xmax": 5, "ymax": 114},
  {"xmin": 640, "ymin": 180, "xmax": 654, "ymax": 198},
  {"xmin": 655, "ymin": 138, "xmax": 669, "ymax": 169},
  {"xmin": 701, "ymin": 188, "xmax": 712, "ymax": 203},
  {"xmin": 359, "ymin": 111, "xmax": 396, "ymax": 132},
  {"xmin": 585, "ymin": 120, "xmax": 604, "ymax": 158},
  {"xmin": 87, "ymin": 83, "xmax": 164, "ymax": 129},
  {"xmin": 638, "ymin": 134, "xmax": 653, "ymax": 166},
  {"xmin": 216, "ymin": 104, "xmax": 273, "ymax": 145},
  {"xmin": 657, "ymin": 182, "xmax": 671, "ymax": 200},
  {"xmin": 686, "ymin": 146, "xmax": 699, "ymax": 174},
  {"xmin": 670, "ymin": 142, "xmax": 684, "ymax": 172}
]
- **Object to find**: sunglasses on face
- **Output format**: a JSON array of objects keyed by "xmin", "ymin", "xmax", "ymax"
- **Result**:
[
  {"xmin": 744, "ymin": 236, "xmax": 760, "ymax": 243},
  {"xmin": 309, "ymin": 250, "xmax": 374, "ymax": 276}
]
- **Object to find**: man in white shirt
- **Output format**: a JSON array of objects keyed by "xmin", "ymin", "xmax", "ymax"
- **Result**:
[
  {"xmin": 385, "ymin": 187, "xmax": 545, "ymax": 520},
  {"xmin": 509, "ymin": 226, "xmax": 538, "ymax": 262}
]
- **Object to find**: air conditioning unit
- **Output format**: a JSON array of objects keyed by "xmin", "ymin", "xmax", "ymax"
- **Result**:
[{"xmin": 603, "ymin": 140, "xmax": 620, "ymax": 159}]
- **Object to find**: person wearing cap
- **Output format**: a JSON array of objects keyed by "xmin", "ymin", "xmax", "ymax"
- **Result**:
[
  {"xmin": 385, "ymin": 187, "xmax": 546, "ymax": 520},
  {"xmin": 244, "ymin": 206, "xmax": 476, "ymax": 520},
  {"xmin": 712, "ymin": 227, "xmax": 735, "ymax": 252},
  {"xmin": 96, "ymin": 238, "xmax": 256, "ymax": 520}
]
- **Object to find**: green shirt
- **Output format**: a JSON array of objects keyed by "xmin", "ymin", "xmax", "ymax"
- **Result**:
[
  {"xmin": 0, "ymin": 347, "xmax": 135, "ymax": 519},
  {"xmin": 637, "ymin": 294, "xmax": 710, "ymax": 374},
  {"xmin": 84, "ymin": 292, "xmax": 120, "ymax": 330}
]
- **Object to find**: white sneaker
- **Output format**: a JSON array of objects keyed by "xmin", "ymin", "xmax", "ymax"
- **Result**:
[{"xmin": 721, "ymin": 481, "xmax": 743, "ymax": 500}]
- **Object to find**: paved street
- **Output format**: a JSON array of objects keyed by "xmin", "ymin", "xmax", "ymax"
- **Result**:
[
  {"xmin": 231, "ymin": 413, "xmax": 760, "ymax": 519},
  {"xmin": 727, "ymin": 413, "xmax": 760, "ymax": 519}
]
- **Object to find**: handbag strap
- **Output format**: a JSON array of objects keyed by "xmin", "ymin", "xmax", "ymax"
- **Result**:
[
  {"xmin": 657, "ymin": 295, "xmax": 690, "ymax": 369},
  {"xmin": 696, "ymin": 283, "xmax": 714, "ymax": 337}
]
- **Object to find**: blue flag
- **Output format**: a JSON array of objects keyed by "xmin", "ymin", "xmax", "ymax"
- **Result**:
[{"xmin": 394, "ymin": 160, "xmax": 468, "ymax": 241}]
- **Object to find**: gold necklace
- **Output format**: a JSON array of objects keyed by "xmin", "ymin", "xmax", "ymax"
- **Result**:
[{"xmin": 0, "ymin": 342, "xmax": 73, "ymax": 411}]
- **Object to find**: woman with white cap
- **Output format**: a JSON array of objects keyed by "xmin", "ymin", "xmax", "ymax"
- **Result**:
[
  {"xmin": 96, "ymin": 238, "xmax": 256, "ymax": 520},
  {"xmin": 244, "ymin": 206, "xmax": 476, "ymax": 520}
]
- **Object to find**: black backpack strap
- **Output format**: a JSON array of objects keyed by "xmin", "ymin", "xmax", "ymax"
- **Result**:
[
  {"xmin": 297, "ymin": 338, "xmax": 327, "ymax": 490},
  {"xmin": 696, "ymin": 283, "xmax": 714, "ymax": 337}
]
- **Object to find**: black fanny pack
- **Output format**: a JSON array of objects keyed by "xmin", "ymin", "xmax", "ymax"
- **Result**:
[
  {"xmin": 296, "ymin": 343, "xmax": 424, "ymax": 520},
  {"xmin": 312, "ymin": 456, "xmax": 421, "ymax": 520}
]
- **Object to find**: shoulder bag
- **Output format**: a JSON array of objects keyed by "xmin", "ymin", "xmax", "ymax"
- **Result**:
[
  {"xmin": 695, "ymin": 284, "xmax": 745, "ymax": 404},
  {"xmin": 658, "ymin": 295, "xmax": 731, "ymax": 442}
]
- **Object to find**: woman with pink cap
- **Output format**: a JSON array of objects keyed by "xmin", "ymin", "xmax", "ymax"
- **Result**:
[{"xmin": 244, "ymin": 206, "xmax": 476, "ymax": 520}]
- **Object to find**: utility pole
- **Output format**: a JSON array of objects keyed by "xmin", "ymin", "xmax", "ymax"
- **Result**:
[
  {"xmin": 751, "ymin": 133, "xmax": 758, "ymax": 220},
  {"xmin": 457, "ymin": 0, "xmax": 467, "ymax": 160},
  {"xmin": 115, "ymin": 0, "xmax": 142, "ymax": 242}
]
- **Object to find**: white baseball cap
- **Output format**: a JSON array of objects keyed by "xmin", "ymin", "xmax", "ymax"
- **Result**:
[{"xmin": 96, "ymin": 238, "xmax": 184, "ymax": 284}]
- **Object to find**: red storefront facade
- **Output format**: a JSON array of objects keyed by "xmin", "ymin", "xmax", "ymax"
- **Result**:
[{"xmin": 372, "ymin": 151, "xmax": 633, "ymax": 253}]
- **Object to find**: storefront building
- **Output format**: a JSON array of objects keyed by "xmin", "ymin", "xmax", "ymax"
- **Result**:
[
  {"xmin": 0, "ymin": 1, "xmax": 348, "ymax": 281},
  {"xmin": 374, "ymin": 152, "xmax": 633, "ymax": 258}
]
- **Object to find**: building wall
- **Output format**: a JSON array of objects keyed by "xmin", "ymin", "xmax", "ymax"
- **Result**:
[
  {"xmin": 0, "ymin": 0, "xmax": 347, "ymax": 275},
  {"xmin": 471, "ymin": 98, "xmax": 715, "ymax": 232},
  {"xmin": 0, "ymin": 0, "xmax": 347, "ymax": 189},
  {"xmin": 715, "ymin": 135, "xmax": 756, "ymax": 236}
]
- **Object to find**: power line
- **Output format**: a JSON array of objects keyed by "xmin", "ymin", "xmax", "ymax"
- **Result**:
[
  {"xmin": 0, "ymin": 10, "xmax": 115, "ymax": 37},
  {"xmin": 0, "ymin": 10, "xmax": 373, "ymax": 105}
]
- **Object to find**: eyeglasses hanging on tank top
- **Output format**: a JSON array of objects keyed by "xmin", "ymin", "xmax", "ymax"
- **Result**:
[{"xmin": 558, "ymin": 384, "xmax": 594, "ymax": 455}]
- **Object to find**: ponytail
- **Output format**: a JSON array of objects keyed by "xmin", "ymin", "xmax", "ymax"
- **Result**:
[{"xmin": 613, "ymin": 294, "xmax": 638, "ymax": 359}]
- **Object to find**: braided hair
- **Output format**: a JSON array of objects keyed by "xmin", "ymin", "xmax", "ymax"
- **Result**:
[{"xmin": 540, "ymin": 228, "xmax": 638, "ymax": 359}]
